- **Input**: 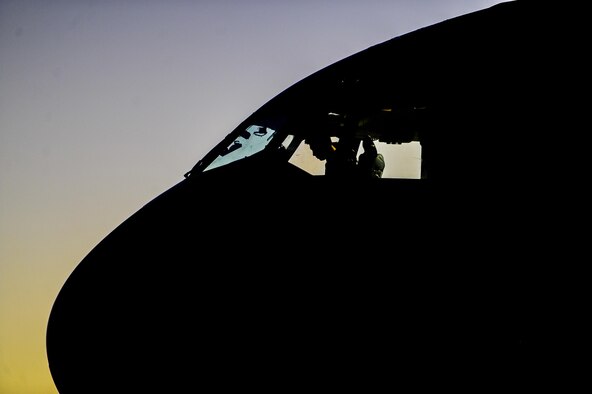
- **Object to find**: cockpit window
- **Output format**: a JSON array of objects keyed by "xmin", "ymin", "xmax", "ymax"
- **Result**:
[
  {"xmin": 203, "ymin": 125, "xmax": 276, "ymax": 172},
  {"xmin": 372, "ymin": 141, "xmax": 422, "ymax": 179},
  {"xmin": 195, "ymin": 105, "xmax": 427, "ymax": 179},
  {"xmin": 188, "ymin": 89, "xmax": 430, "ymax": 180},
  {"xmin": 288, "ymin": 138, "xmax": 422, "ymax": 179}
]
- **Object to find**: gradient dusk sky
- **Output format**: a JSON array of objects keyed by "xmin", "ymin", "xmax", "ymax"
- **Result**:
[{"xmin": 1, "ymin": 1, "xmax": 509, "ymax": 392}]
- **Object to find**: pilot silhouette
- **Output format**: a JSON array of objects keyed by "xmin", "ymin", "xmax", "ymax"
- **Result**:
[{"xmin": 357, "ymin": 136, "xmax": 385, "ymax": 178}]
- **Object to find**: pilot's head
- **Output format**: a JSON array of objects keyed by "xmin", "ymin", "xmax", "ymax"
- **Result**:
[
  {"xmin": 306, "ymin": 135, "xmax": 335, "ymax": 161},
  {"xmin": 360, "ymin": 136, "xmax": 378, "ymax": 156}
]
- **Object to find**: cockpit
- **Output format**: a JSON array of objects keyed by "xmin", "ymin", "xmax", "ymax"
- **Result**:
[{"xmin": 189, "ymin": 103, "xmax": 429, "ymax": 181}]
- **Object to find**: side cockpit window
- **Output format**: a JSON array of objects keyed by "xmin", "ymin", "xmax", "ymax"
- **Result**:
[
  {"xmin": 288, "ymin": 138, "xmax": 422, "ymax": 179},
  {"xmin": 371, "ymin": 140, "xmax": 422, "ymax": 179},
  {"xmin": 283, "ymin": 105, "xmax": 427, "ymax": 179}
]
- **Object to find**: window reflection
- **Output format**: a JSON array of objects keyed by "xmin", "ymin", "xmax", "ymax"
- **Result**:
[{"xmin": 204, "ymin": 125, "xmax": 276, "ymax": 172}]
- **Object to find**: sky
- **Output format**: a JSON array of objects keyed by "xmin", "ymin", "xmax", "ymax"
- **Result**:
[{"xmin": 0, "ymin": 1, "xmax": 509, "ymax": 392}]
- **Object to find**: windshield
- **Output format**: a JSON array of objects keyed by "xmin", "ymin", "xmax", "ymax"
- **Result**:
[{"xmin": 203, "ymin": 125, "xmax": 277, "ymax": 172}]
